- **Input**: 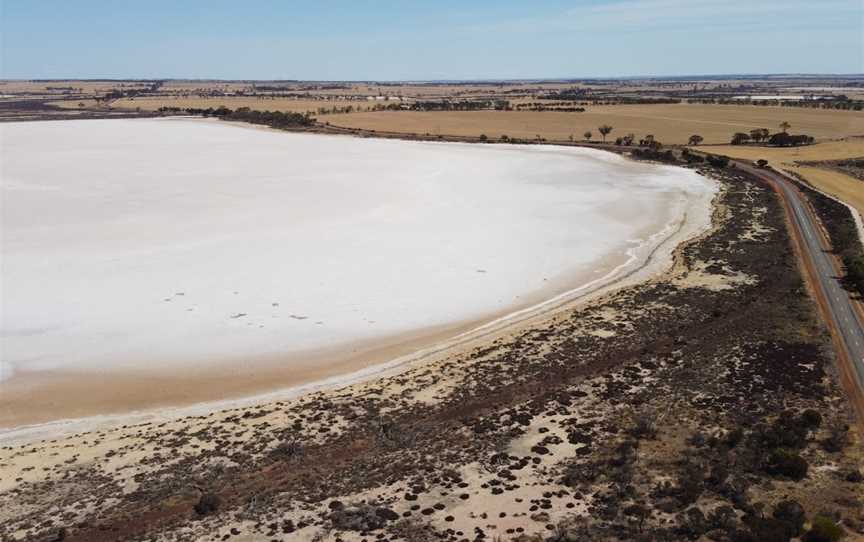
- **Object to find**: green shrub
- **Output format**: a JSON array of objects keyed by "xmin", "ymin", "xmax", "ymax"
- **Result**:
[
  {"xmin": 822, "ymin": 424, "xmax": 850, "ymax": 452},
  {"xmin": 764, "ymin": 448, "xmax": 808, "ymax": 480},
  {"xmin": 743, "ymin": 515, "xmax": 796, "ymax": 542},
  {"xmin": 707, "ymin": 155, "xmax": 730, "ymax": 168},
  {"xmin": 800, "ymin": 409, "xmax": 822, "ymax": 429},
  {"xmin": 804, "ymin": 516, "xmax": 845, "ymax": 542},
  {"xmin": 773, "ymin": 500, "xmax": 806, "ymax": 536},
  {"xmin": 330, "ymin": 504, "xmax": 399, "ymax": 531},
  {"xmin": 194, "ymin": 493, "xmax": 221, "ymax": 516}
]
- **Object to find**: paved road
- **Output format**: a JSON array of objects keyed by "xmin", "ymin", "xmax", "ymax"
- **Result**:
[{"xmin": 738, "ymin": 161, "xmax": 864, "ymax": 389}]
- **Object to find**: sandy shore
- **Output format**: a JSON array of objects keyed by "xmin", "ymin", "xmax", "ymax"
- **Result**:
[{"xmin": 0, "ymin": 120, "xmax": 716, "ymax": 442}]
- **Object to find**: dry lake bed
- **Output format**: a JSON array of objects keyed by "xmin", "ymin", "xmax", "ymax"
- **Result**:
[{"xmin": 0, "ymin": 118, "xmax": 715, "ymax": 432}]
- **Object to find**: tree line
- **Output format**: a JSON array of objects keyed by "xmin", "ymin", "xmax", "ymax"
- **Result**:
[
  {"xmin": 515, "ymin": 102, "xmax": 586, "ymax": 112},
  {"xmin": 729, "ymin": 122, "xmax": 814, "ymax": 147},
  {"xmin": 408, "ymin": 100, "xmax": 510, "ymax": 111},
  {"xmin": 158, "ymin": 106, "xmax": 314, "ymax": 128},
  {"xmin": 687, "ymin": 97, "xmax": 864, "ymax": 111},
  {"xmin": 541, "ymin": 91, "xmax": 682, "ymax": 105}
]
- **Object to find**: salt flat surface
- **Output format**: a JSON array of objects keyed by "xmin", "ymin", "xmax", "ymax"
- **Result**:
[{"xmin": 0, "ymin": 118, "xmax": 714, "ymax": 381}]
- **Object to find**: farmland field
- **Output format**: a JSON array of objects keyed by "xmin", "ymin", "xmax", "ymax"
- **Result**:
[
  {"xmin": 110, "ymin": 96, "xmax": 380, "ymax": 114},
  {"xmin": 706, "ymin": 139, "xmax": 864, "ymax": 217},
  {"xmin": 322, "ymin": 104, "xmax": 864, "ymax": 144}
]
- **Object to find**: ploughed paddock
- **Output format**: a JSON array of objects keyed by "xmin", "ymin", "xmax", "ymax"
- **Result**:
[
  {"xmin": 1, "ymin": 146, "xmax": 861, "ymax": 540},
  {"xmin": 0, "ymin": 117, "xmax": 715, "ymax": 431}
]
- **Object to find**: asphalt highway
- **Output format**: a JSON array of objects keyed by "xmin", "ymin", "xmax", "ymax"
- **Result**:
[{"xmin": 738, "ymin": 161, "xmax": 864, "ymax": 390}]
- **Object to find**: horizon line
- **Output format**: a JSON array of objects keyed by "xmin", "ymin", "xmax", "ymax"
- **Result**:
[{"xmin": 3, "ymin": 73, "xmax": 864, "ymax": 84}]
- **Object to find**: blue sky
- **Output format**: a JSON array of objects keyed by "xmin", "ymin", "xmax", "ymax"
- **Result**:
[{"xmin": 2, "ymin": 0, "xmax": 862, "ymax": 80}]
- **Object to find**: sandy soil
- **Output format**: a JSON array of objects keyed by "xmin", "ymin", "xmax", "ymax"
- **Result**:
[{"xmin": 322, "ymin": 104, "xmax": 864, "ymax": 144}]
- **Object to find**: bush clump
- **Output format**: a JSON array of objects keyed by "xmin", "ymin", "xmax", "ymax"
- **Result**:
[
  {"xmin": 773, "ymin": 500, "xmax": 806, "ymax": 537},
  {"xmin": 194, "ymin": 493, "xmax": 221, "ymax": 516},
  {"xmin": 764, "ymin": 448, "xmax": 809, "ymax": 480},
  {"xmin": 330, "ymin": 503, "xmax": 399, "ymax": 531},
  {"xmin": 706, "ymin": 155, "xmax": 730, "ymax": 168},
  {"xmin": 741, "ymin": 514, "xmax": 798, "ymax": 542},
  {"xmin": 804, "ymin": 516, "xmax": 845, "ymax": 542}
]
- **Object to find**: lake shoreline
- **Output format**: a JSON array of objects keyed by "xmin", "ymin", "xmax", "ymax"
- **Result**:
[{"xmin": 0, "ymin": 119, "xmax": 716, "ymax": 443}]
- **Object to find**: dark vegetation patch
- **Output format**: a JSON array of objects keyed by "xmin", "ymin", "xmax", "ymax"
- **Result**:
[
  {"xmin": 157, "ymin": 105, "xmax": 314, "ymax": 129},
  {"xmin": 800, "ymin": 157, "xmax": 864, "ymax": 183}
]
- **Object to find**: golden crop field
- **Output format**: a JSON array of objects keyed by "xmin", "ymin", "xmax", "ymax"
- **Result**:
[
  {"xmin": 46, "ymin": 99, "xmax": 101, "ymax": 109},
  {"xmin": 705, "ymin": 139, "xmax": 864, "ymax": 218},
  {"xmin": 111, "ymin": 96, "xmax": 388, "ymax": 114},
  {"xmin": 0, "ymin": 80, "xmax": 147, "ymax": 94},
  {"xmin": 324, "ymin": 104, "xmax": 864, "ymax": 145},
  {"xmin": 795, "ymin": 166, "xmax": 864, "ymax": 219},
  {"xmin": 705, "ymin": 139, "xmax": 864, "ymax": 164}
]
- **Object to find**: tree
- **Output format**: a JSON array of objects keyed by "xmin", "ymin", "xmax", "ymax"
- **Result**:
[
  {"xmin": 750, "ymin": 128, "xmax": 770, "ymax": 143},
  {"xmin": 731, "ymin": 132, "xmax": 751, "ymax": 145},
  {"xmin": 688, "ymin": 134, "xmax": 704, "ymax": 146},
  {"xmin": 780, "ymin": 121, "xmax": 791, "ymax": 133},
  {"xmin": 769, "ymin": 133, "xmax": 814, "ymax": 147},
  {"xmin": 584, "ymin": 130, "xmax": 592, "ymax": 141},
  {"xmin": 598, "ymin": 124, "xmax": 613, "ymax": 143}
]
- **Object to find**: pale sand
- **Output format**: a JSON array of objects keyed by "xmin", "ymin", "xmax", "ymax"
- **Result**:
[{"xmin": 0, "ymin": 120, "xmax": 716, "ymax": 442}]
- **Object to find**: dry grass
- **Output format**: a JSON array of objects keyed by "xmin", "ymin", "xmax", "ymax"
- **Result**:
[
  {"xmin": 46, "ymin": 99, "xmax": 101, "ymax": 109},
  {"xmin": 0, "ymin": 80, "xmax": 145, "ymax": 94},
  {"xmin": 701, "ymin": 139, "xmax": 864, "ymax": 163},
  {"xmin": 793, "ymin": 166, "xmax": 864, "ymax": 218},
  {"xmin": 706, "ymin": 139, "xmax": 864, "ymax": 217},
  {"xmin": 112, "ymin": 96, "xmax": 387, "ymax": 114},
  {"xmin": 323, "ymin": 104, "xmax": 864, "ymax": 144}
]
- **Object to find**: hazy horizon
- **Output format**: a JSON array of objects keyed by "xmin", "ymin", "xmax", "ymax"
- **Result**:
[{"xmin": 2, "ymin": 73, "xmax": 864, "ymax": 83}]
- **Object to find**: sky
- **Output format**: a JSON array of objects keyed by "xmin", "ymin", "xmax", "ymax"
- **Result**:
[{"xmin": 1, "ymin": 0, "xmax": 862, "ymax": 80}]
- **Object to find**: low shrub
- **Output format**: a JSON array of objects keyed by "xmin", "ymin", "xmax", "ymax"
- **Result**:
[
  {"xmin": 194, "ymin": 493, "xmax": 221, "ymax": 516},
  {"xmin": 773, "ymin": 500, "xmax": 806, "ymax": 537},
  {"xmin": 330, "ymin": 504, "xmax": 399, "ymax": 531},
  {"xmin": 743, "ymin": 514, "xmax": 797, "ymax": 542},
  {"xmin": 804, "ymin": 516, "xmax": 845, "ymax": 542},
  {"xmin": 707, "ymin": 155, "xmax": 730, "ymax": 168},
  {"xmin": 764, "ymin": 448, "xmax": 808, "ymax": 480}
]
